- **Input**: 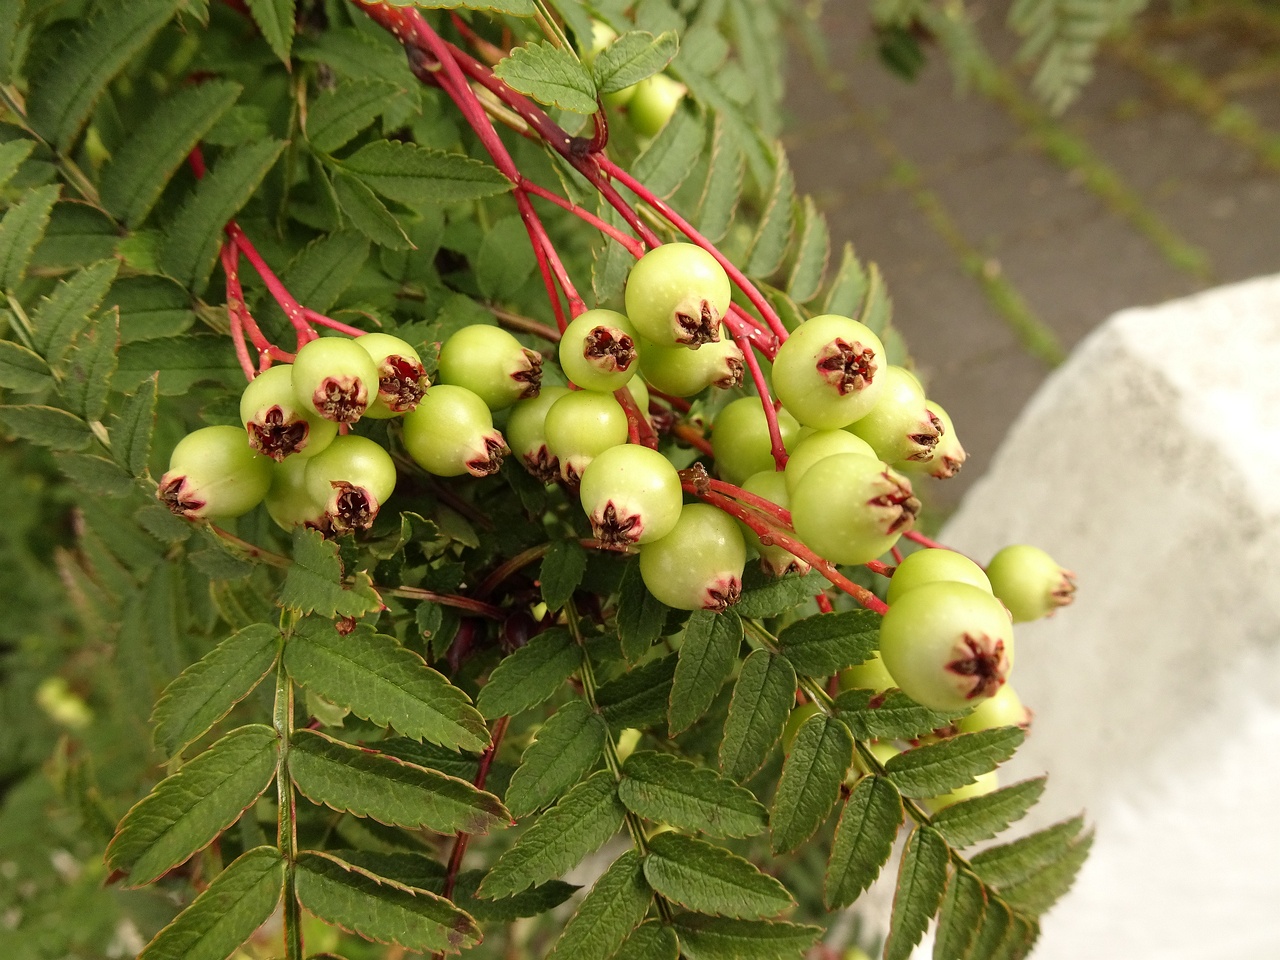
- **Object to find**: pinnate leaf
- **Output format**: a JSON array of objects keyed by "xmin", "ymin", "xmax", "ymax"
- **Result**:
[
  {"xmin": 332, "ymin": 170, "xmax": 412, "ymax": 250},
  {"xmin": 821, "ymin": 242, "xmax": 868, "ymax": 319},
  {"xmin": 770, "ymin": 712, "xmax": 853, "ymax": 853},
  {"xmin": 970, "ymin": 815, "xmax": 1086, "ymax": 889},
  {"xmin": 151, "ymin": 624, "xmax": 279, "ymax": 758},
  {"xmin": 619, "ymin": 751, "xmax": 766, "ymax": 838},
  {"xmin": 775, "ymin": 609, "xmax": 879, "ymax": 677},
  {"xmin": 825, "ymin": 774, "xmax": 903, "ymax": 909},
  {"xmin": 834, "ymin": 688, "xmax": 965, "ymax": 742},
  {"xmin": 244, "ymin": 0, "xmax": 295, "ymax": 64},
  {"xmin": 287, "ymin": 729, "xmax": 509, "ymax": 835},
  {"xmin": 884, "ymin": 826, "xmax": 949, "ymax": 960},
  {"xmin": 633, "ymin": 104, "xmax": 704, "ymax": 200},
  {"xmin": 594, "ymin": 31, "xmax": 679, "ymax": 93},
  {"xmin": 0, "ymin": 184, "xmax": 59, "ymax": 292},
  {"xmin": 0, "ymin": 139, "xmax": 35, "ymax": 190},
  {"xmin": 642, "ymin": 832, "xmax": 794, "ymax": 919},
  {"xmin": 295, "ymin": 850, "xmax": 481, "ymax": 954},
  {"xmin": 280, "ymin": 527, "xmax": 383, "ymax": 620},
  {"xmin": 0, "ymin": 405, "xmax": 93, "ymax": 450},
  {"xmin": 62, "ymin": 308, "xmax": 119, "ymax": 421},
  {"xmin": 885, "ymin": 727, "xmax": 1024, "ymax": 799},
  {"xmin": 971, "ymin": 897, "xmax": 1013, "ymax": 960},
  {"xmin": 115, "ymin": 334, "xmax": 242, "ymax": 396},
  {"xmin": 107, "ymin": 725, "xmax": 279, "ymax": 886},
  {"xmin": 493, "ymin": 41, "xmax": 597, "ymax": 114},
  {"xmin": 307, "ymin": 79, "xmax": 402, "ymax": 154},
  {"xmin": 545, "ymin": 850, "xmax": 651, "ymax": 960},
  {"xmin": 613, "ymin": 920, "xmax": 679, "ymax": 960},
  {"xmin": 340, "ymin": 140, "xmax": 512, "ymax": 206},
  {"xmin": 0, "ymin": 340, "xmax": 53, "ymax": 392},
  {"xmin": 452, "ymin": 872, "xmax": 578, "ymax": 923},
  {"xmin": 139, "ymin": 846, "xmax": 284, "ymax": 960},
  {"xmin": 787, "ymin": 196, "xmax": 830, "ymax": 304},
  {"xmin": 719, "ymin": 650, "xmax": 795, "ymax": 782},
  {"xmin": 285, "ymin": 618, "xmax": 489, "ymax": 752},
  {"xmin": 476, "ymin": 627, "xmax": 580, "ymax": 720},
  {"xmin": 744, "ymin": 146, "xmax": 794, "ymax": 278},
  {"xmin": 732, "ymin": 568, "xmax": 825, "ymax": 619},
  {"xmin": 934, "ymin": 868, "xmax": 986, "ymax": 960},
  {"xmin": 616, "ymin": 559, "xmax": 667, "ymax": 660},
  {"xmin": 672, "ymin": 914, "xmax": 821, "ymax": 960},
  {"xmin": 669, "ymin": 609, "xmax": 741, "ymax": 734},
  {"xmin": 505, "ymin": 699, "xmax": 607, "ymax": 818},
  {"xmin": 30, "ymin": 258, "xmax": 120, "ymax": 368},
  {"xmin": 52, "ymin": 452, "xmax": 135, "ymax": 497},
  {"xmin": 596, "ymin": 653, "xmax": 677, "ymax": 731},
  {"xmin": 539, "ymin": 538, "xmax": 587, "ymax": 611},
  {"xmin": 111, "ymin": 374, "xmax": 158, "ymax": 476},
  {"xmin": 479, "ymin": 770, "xmax": 624, "ymax": 899},
  {"xmin": 26, "ymin": 0, "xmax": 180, "ymax": 151},
  {"xmin": 931, "ymin": 776, "xmax": 1047, "ymax": 849},
  {"xmin": 997, "ymin": 831, "xmax": 1093, "ymax": 915},
  {"xmin": 108, "ymin": 276, "xmax": 195, "ymax": 344},
  {"xmin": 100, "ymin": 80, "xmax": 242, "ymax": 226},
  {"xmin": 694, "ymin": 116, "xmax": 743, "ymax": 244}
]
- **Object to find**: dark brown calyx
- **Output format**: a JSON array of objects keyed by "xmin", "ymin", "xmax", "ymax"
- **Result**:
[
  {"xmin": 714, "ymin": 355, "xmax": 745, "ymax": 389},
  {"xmin": 378, "ymin": 355, "xmax": 428, "ymax": 413},
  {"xmin": 704, "ymin": 576, "xmax": 742, "ymax": 611},
  {"xmin": 1052, "ymin": 571, "xmax": 1078, "ymax": 608},
  {"xmin": 327, "ymin": 482, "xmax": 378, "ymax": 535},
  {"xmin": 931, "ymin": 453, "xmax": 964, "ymax": 479},
  {"xmin": 904, "ymin": 410, "xmax": 944, "ymax": 462},
  {"xmin": 157, "ymin": 474, "xmax": 203, "ymax": 518},
  {"xmin": 674, "ymin": 301, "xmax": 721, "ymax": 347},
  {"xmin": 313, "ymin": 376, "xmax": 368, "ymax": 423},
  {"xmin": 946, "ymin": 634, "xmax": 1010, "ymax": 700},
  {"xmin": 868, "ymin": 474, "xmax": 921, "ymax": 534},
  {"xmin": 247, "ymin": 406, "xmax": 309, "ymax": 461},
  {"xmin": 816, "ymin": 339, "xmax": 878, "ymax": 395},
  {"xmin": 522, "ymin": 446, "xmax": 559, "ymax": 485},
  {"xmin": 511, "ymin": 349, "xmax": 543, "ymax": 400},
  {"xmin": 584, "ymin": 327, "xmax": 637, "ymax": 373},
  {"xmin": 466, "ymin": 435, "xmax": 506, "ymax": 477},
  {"xmin": 592, "ymin": 501, "xmax": 642, "ymax": 546}
]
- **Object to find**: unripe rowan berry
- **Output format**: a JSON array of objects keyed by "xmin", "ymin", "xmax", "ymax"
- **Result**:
[
  {"xmin": 506, "ymin": 386, "xmax": 571, "ymax": 484},
  {"xmin": 985, "ymin": 544, "xmax": 1077, "ymax": 623},
  {"xmin": 291, "ymin": 336, "xmax": 381, "ymax": 424},
  {"xmin": 402, "ymin": 384, "xmax": 507, "ymax": 477},
  {"xmin": 304, "ymin": 434, "xmax": 397, "ymax": 535},
  {"xmin": 354, "ymin": 332, "xmax": 429, "ymax": 418},
  {"xmin": 158, "ymin": 425, "xmax": 273, "ymax": 520},
  {"xmin": 638, "ymin": 503, "xmax": 746, "ymax": 611},
  {"xmin": 624, "ymin": 244, "xmax": 731, "ymax": 348},
  {"xmin": 264, "ymin": 455, "xmax": 326, "ymax": 531},
  {"xmin": 239, "ymin": 363, "xmax": 338, "ymax": 461},
  {"xmin": 956, "ymin": 682, "xmax": 1031, "ymax": 734},
  {"xmin": 437, "ymin": 324, "xmax": 542, "ymax": 411},
  {"xmin": 638, "ymin": 330, "xmax": 744, "ymax": 396},
  {"xmin": 543, "ymin": 389, "xmax": 630, "ymax": 487},
  {"xmin": 789, "ymin": 453, "xmax": 919, "ymax": 566},
  {"xmin": 847, "ymin": 366, "xmax": 942, "ymax": 463},
  {"xmin": 559, "ymin": 309, "xmax": 640, "ymax": 393},
  {"xmin": 771, "ymin": 314, "xmax": 887, "ymax": 429},
  {"xmin": 924, "ymin": 769, "xmax": 999, "ymax": 813},
  {"xmin": 578, "ymin": 444, "xmax": 683, "ymax": 546},
  {"xmin": 837, "ymin": 652, "xmax": 896, "ymax": 694},
  {"xmin": 898, "ymin": 401, "xmax": 965, "ymax": 479},
  {"xmin": 710, "ymin": 396, "xmax": 802, "ymax": 486},
  {"xmin": 885, "ymin": 548, "xmax": 992, "ymax": 604},
  {"xmin": 739, "ymin": 469, "xmax": 810, "ymax": 577},
  {"xmin": 783, "ymin": 428, "xmax": 878, "ymax": 496}
]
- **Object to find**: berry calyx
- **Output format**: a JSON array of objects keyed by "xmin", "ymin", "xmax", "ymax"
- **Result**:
[
  {"xmin": 885, "ymin": 548, "xmax": 992, "ymax": 605},
  {"xmin": 985, "ymin": 544, "xmax": 1077, "ymax": 622},
  {"xmin": 899, "ymin": 401, "xmax": 965, "ymax": 479},
  {"xmin": 355, "ymin": 332, "xmax": 429, "ymax": 417},
  {"xmin": 638, "ymin": 503, "xmax": 746, "ymax": 611},
  {"xmin": 291, "ymin": 336, "xmax": 381, "ymax": 424},
  {"xmin": 559, "ymin": 309, "xmax": 639, "ymax": 393},
  {"xmin": 239, "ymin": 364, "xmax": 339, "ymax": 462},
  {"xmin": 771, "ymin": 315, "xmax": 887, "ymax": 429},
  {"xmin": 158, "ymin": 425, "xmax": 273, "ymax": 520},
  {"xmin": 303, "ymin": 435, "xmax": 398, "ymax": 535},
  {"xmin": 402, "ymin": 384, "xmax": 507, "ymax": 478},
  {"xmin": 578, "ymin": 444, "xmax": 683, "ymax": 547},
  {"xmin": 878, "ymin": 581, "xmax": 1015, "ymax": 712},
  {"xmin": 624, "ymin": 244, "xmax": 731, "ymax": 348},
  {"xmin": 790, "ymin": 453, "xmax": 920, "ymax": 566},
  {"xmin": 436, "ymin": 324, "xmax": 542, "ymax": 411}
]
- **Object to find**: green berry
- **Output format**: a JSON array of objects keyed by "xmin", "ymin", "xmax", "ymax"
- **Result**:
[
  {"xmin": 924, "ymin": 769, "xmax": 999, "ymax": 813},
  {"xmin": 898, "ymin": 401, "xmax": 965, "ymax": 479},
  {"xmin": 625, "ymin": 244, "xmax": 731, "ymax": 348},
  {"xmin": 559, "ymin": 309, "xmax": 639, "ymax": 392},
  {"xmin": 837, "ymin": 652, "xmax": 896, "ymax": 694},
  {"xmin": 628, "ymin": 74, "xmax": 686, "ymax": 138},
  {"xmin": 790, "ymin": 453, "xmax": 919, "ymax": 566},
  {"xmin": 985, "ymin": 544, "xmax": 1077, "ymax": 622},
  {"xmin": 437, "ymin": 324, "xmax": 542, "ymax": 411},
  {"xmin": 885, "ymin": 548, "xmax": 992, "ymax": 605},
  {"xmin": 638, "ymin": 331, "xmax": 744, "ymax": 397},
  {"xmin": 239, "ymin": 363, "xmax": 338, "ymax": 461},
  {"xmin": 771, "ymin": 314, "xmax": 887, "ymax": 429},
  {"xmin": 783, "ymin": 428, "xmax": 878, "ymax": 496},
  {"xmin": 781, "ymin": 702, "xmax": 821, "ymax": 752},
  {"xmin": 578, "ymin": 443, "xmax": 683, "ymax": 546},
  {"xmin": 739, "ymin": 469, "xmax": 809, "ymax": 577},
  {"xmin": 506, "ymin": 386, "xmax": 571, "ymax": 484},
  {"xmin": 354, "ymin": 332, "xmax": 429, "ymax": 418},
  {"xmin": 264, "ymin": 455, "xmax": 325, "ymax": 531},
  {"xmin": 304, "ymin": 434, "xmax": 398, "ymax": 534},
  {"xmin": 638, "ymin": 503, "xmax": 746, "ymax": 611},
  {"xmin": 402, "ymin": 384, "xmax": 507, "ymax": 477},
  {"xmin": 847, "ymin": 365, "xmax": 942, "ymax": 463},
  {"xmin": 956, "ymin": 682, "xmax": 1030, "ymax": 734},
  {"xmin": 158, "ymin": 425, "xmax": 272, "ymax": 520},
  {"xmin": 291, "ymin": 336, "xmax": 381, "ymax": 424},
  {"xmin": 543, "ymin": 389, "xmax": 630, "ymax": 486},
  {"xmin": 710, "ymin": 396, "xmax": 801, "ymax": 486}
]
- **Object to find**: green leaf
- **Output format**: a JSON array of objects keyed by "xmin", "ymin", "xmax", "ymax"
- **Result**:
[
  {"xmin": 971, "ymin": 897, "xmax": 1013, "ymax": 960},
  {"xmin": 616, "ymin": 559, "xmax": 667, "ymax": 660},
  {"xmin": 885, "ymin": 727, "xmax": 1025, "ymax": 799},
  {"xmin": 694, "ymin": 116, "xmax": 743, "ymax": 244},
  {"xmin": 115, "ymin": 333, "xmax": 242, "ymax": 395},
  {"xmin": 492, "ymin": 41, "xmax": 597, "ymax": 114},
  {"xmin": 732, "ymin": 568, "xmax": 825, "ymax": 619},
  {"xmin": 288, "ymin": 729, "xmax": 509, "ymax": 835},
  {"xmin": 62, "ymin": 307, "xmax": 119, "ymax": 421},
  {"xmin": 613, "ymin": 920, "xmax": 678, "ymax": 960},
  {"xmin": 642, "ymin": 832, "xmax": 794, "ymax": 919},
  {"xmin": 859, "ymin": 262, "xmax": 892, "ymax": 337},
  {"xmin": 296, "ymin": 28, "xmax": 416, "ymax": 87},
  {"xmin": 769, "ymin": 712, "xmax": 853, "ymax": 853},
  {"xmin": 453, "ymin": 872, "xmax": 577, "ymax": 923},
  {"xmin": 596, "ymin": 653, "xmax": 677, "ymax": 732},
  {"xmin": 476, "ymin": 627, "xmax": 580, "ymax": 720},
  {"xmin": 540, "ymin": 539, "xmax": 587, "ymax": 611},
  {"xmin": 339, "ymin": 140, "xmax": 511, "ymax": 206},
  {"xmin": 505, "ymin": 699, "xmax": 607, "ymax": 818},
  {"xmin": 284, "ymin": 618, "xmax": 490, "ymax": 752},
  {"xmin": 718, "ymin": 649, "xmax": 795, "ymax": 782},
  {"xmin": 100, "ymin": 80, "xmax": 243, "ymax": 226},
  {"xmin": 745, "ymin": 146, "xmax": 794, "ymax": 278},
  {"xmin": 594, "ymin": 31, "xmax": 679, "ymax": 93},
  {"xmin": 294, "ymin": 850, "xmax": 481, "ymax": 954},
  {"xmin": 669, "ymin": 609, "xmax": 741, "ymax": 734},
  {"xmin": 308, "ymin": 79, "xmax": 402, "ymax": 154},
  {"xmin": 0, "ymin": 404, "xmax": 93, "ymax": 450},
  {"xmin": 272, "ymin": 229, "xmax": 368, "ymax": 316},
  {"xmin": 545, "ymin": 850, "xmax": 651, "ymax": 960},
  {"xmin": 834, "ymin": 688, "xmax": 965, "ymax": 742},
  {"xmin": 34, "ymin": 202, "xmax": 118, "ymax": 270},
  {"xmin": 244, "ymin": 0, "xmax": 295, "ymax": 64},
  {"xmin": 787, "ymin": 197, "xmax": 830, "ymax": 304},
  {"xmin": 331, "ymin": 170, "xmax": 412, "ymax": 250},
  {"xmin": 931, "ymin": 776, "xmax": 1047, "ymax": 849},
  {"xmin": 825, "ymin": 775, "xmax": 904, "ymax": 909},
  {"xmin": 934, "ymin": 868, "xmax": 986, "ymax": 960},
  {"xmin": 0, "ymin": 184, "xmax": 59, "ymax": 292},
  {"xmin": 633, "ymin": 106, "xmax": 704, "ymax": 200},
  {"xmin": 775, "ymin": 609, "xmax": 879, "ymax": 678},
  {"xmin": 29, "ymin": 258, "xmax": 120, "ymax": 368},
  {"xmin": 26, "ymin": 0, "xmax": 180, "ymax": 151},
  {"xmin": 52, "ymin": 451, "xmax": 135, "ymax": 496},
  {"xmin": 672, "ymin": 915, "xmax": 821, "ymax": 960},
  {"xmin": 111, "ymin": 373, "xmax": 158, "ymax": 476},
  {"xmin": 479, "ymin": 770, "xmax": 625, "ymax": 899},
  {"xmin": 108, "ymin": 276, "xmax": 195, "ymax": 343},
  {"xmin": 998, "ymin": 832, "xmax": 1093, "ymax": 915},
  {"xmin": 159, "ymin": 139, "xmax": 286, "ymax": 291},
  {"xmin": 280, "ymin": 527, "xmax": 383, "ymax": 619},
  {"xmin": 0, "ymin": 340, "xmax": 53, "ymax": 392},
  {"xmin": 406, "ymin": 0, "xmax": 536, "ymax": 13},
  {"xmin": 619, "ymin": 751, "xmax": 765, "ymax": 838},
  {"xmin": 821, "ymin": 243, "xmax": 868, "ymax": 319},
  {"xmin": 106, "ymin": 725, "xmax": 279, "ymax": 886},
  {"xmin": 970, "ymin": 815, "xmax": 1086, "ymax": 888},
  {"xmin": 151, "ymin": 624, "xmax": 280, "ymax": 759},
  {"xmin": 0, "ymin": 139, "xmax": 36, "ymax": 190},
  {"xmin": 884, "ymin": 826, "xmax": 949, "ymax": 960},
  {"xmin": 139, "ymin": 846, "xmax": 284, "ymax": 960}
]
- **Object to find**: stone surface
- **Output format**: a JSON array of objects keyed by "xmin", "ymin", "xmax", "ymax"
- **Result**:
[{"xmin": 932, "ymin": 273, "xmax": 1280, "ymax": 957}]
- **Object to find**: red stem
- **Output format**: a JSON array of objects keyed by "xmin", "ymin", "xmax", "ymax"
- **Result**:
[
  {"xmin": 615, "ymin": 387, "xmax": 659, "ymax": 450},
  {"xmin": 699, "ymin": 476, "xmax": 793, "ymax": 527},
  {"xmin": 866, "ymin": 560, "xmax": 894, "ymax": 578},
  {"xmin": 520, "ymin": 178, "xmax": 645, "ymax": 256},
  {"xmin": 904, "ymin": 531, "xmax": 949, "ymax": 551},
  {"xmin": 301, "ymin": 308, "xmax": 370, "ymax": 339},
  {"xmin": 733, "ymin": 332, "xmax": 789, "ymax": 471},
  {"xmin": 672, "ymin": 423, "xmax": 715, "ymax": 458},
  {"xmin": 441, "ymin": 714, "xmax": 511, "ymax": 904},
  {"xmin": 225, "ymin": 223, "xmax": 316, "ymax": 349}
]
